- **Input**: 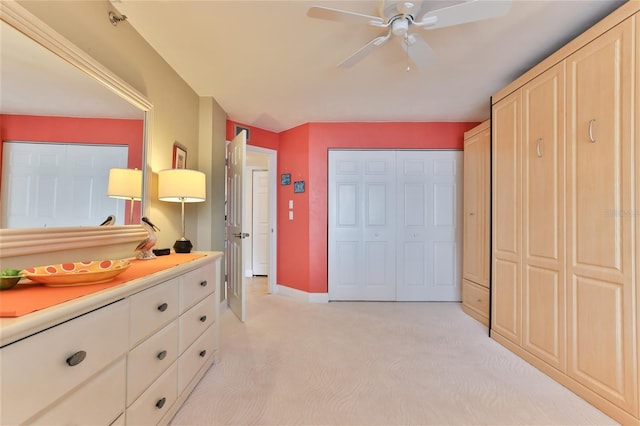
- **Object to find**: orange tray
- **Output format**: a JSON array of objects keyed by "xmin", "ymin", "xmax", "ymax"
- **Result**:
[{"xmin": 0, "ymin": 253, "xmax": 206, "ymax": 317}]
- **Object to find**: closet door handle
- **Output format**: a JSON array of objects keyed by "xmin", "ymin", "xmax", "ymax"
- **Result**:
[
  {"xmin": 588, "ymin": 119, "xmax": 596, "ymax": 143},
  {"xmin": 536, "ymin": 138, "xmax": 543, "ymax": 157},
  {"xmin": 199, "ymin": 350, "xmax": 207, "ymax": 358},
  {"xmin": 157, "ymin": 303, "xmax": 168, "ymax": 312},
  {"xmin": 199, "ymin": 315, "xmax": 207, "ymax": 323},
  {"xmin": 157, "ymin": 350, "xmax": 167, "ymax": 360},
  {"xmin": 200, "ymin": 280, "xmax": 208, "ymax": 287}
]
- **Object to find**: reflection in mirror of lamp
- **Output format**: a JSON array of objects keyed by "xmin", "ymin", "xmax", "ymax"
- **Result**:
[
  {"xmin": 0, "ymin": 17, "xmax": 146, "ymax": 229},
  {"xmin": 0, "ymin": 1, "xmax": 152, "ymax": 260}
]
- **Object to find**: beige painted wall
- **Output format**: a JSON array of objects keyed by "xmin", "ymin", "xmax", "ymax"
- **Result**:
[{"xmin": 19, "ymin": 0, "xmax": 227, "ymax": 254}]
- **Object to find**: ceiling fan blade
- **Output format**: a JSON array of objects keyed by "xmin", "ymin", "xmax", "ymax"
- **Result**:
[
  {"xmin": 337, "ymin": 32, "xmax": 391, "ymax": 68},
  {"xmin": 307, "ymin": 6, "xmax": 386, "ymax": 27},
  {"xmin": 418, "ymin": 0, "xmax": 512, "ymax": 30},
  {"xmin": 401, "ymin": 33, "xmax": 437, "ymax": 70}
]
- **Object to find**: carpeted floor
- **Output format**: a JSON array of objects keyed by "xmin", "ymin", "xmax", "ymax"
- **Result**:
[{"xmin": 170, "ymin": 278, "xmax": 617, "ymax": 425}]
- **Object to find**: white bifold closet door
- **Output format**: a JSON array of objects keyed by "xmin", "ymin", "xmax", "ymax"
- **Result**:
[{"xmin": 328, "ymin": 150, "xmax": 462, "ymax": 301}]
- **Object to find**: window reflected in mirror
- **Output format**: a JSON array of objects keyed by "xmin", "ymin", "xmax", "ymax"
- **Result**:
[{"xmin": 0, "ymin": 20, "xmax": 145, "ymax": 228}]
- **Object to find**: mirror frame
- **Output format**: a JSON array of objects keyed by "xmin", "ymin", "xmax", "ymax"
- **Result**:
[{"xmin": 0, "ymin": 1, "xmax": 152, "ymax": 258}]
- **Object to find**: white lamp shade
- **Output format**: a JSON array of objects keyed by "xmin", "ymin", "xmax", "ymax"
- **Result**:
[
  {"xmin": 158, "ymin": 169, "xmax": 206, "ymax": 203},
  {"xmin": 107, "ymin": 168, "xmax": 142, "ymax": 200}
]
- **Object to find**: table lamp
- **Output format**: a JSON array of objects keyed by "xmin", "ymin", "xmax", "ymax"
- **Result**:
[
  {"xmin": 107, "ymin": 168, "xmax": 142, "ymax": 224},
  {"xmin": 158, "ymin": 168, "xmax": 206, "ymax": 253}
]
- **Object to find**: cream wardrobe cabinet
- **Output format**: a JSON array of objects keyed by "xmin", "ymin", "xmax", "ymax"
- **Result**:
[
  {"xmin": 462, "ymin": 121, "xmax": 490, "ymax": 326},
  {"xmin": 490, "ymin": 2, "xmax": 638, "ymax": 424}
]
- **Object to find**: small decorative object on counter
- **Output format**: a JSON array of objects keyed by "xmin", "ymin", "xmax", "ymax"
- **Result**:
[
  {"xmin": 99, "ymin": 214, "xmax": 116, "ymax": 226},
  {"xmin": 20, "ymin": 260, "xmax": 130, "ymax": 287},
  {"xmin": 136, "ymin": 217, "xmax": 159, "ymax": 260},
  {"xmin": 0, "ymin": 268, "xmax": 22, "ymax": 290}
]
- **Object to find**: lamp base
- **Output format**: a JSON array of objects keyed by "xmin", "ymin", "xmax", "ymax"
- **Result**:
[{"xmin": 173, "ymin": 239, "xmax": 193, "ymax": 253}]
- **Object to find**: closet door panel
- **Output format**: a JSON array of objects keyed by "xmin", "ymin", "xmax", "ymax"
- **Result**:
[
  {"xmin": 396, "ymin": 151, "xmax": 462, "ymax": 301},
  {"xmin": 491, "ymin": 92, "xmax": 522, "ymax": 344},
  {"xmin": 328, "ymin": 151, "xmax": 397, "ymax": 301},
  {"xmin": 521, "ymin": 63, "xmax": 566, "ymax": 371},
  {"xmin": 566, "ymin": 19, "xmax": 636, "ymax": 414}
]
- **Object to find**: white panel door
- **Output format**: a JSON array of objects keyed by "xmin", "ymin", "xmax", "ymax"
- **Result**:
[
  {"xmin": 226, "ymin": 131, "xmax": 247, "ymax": 322},
  {"xmin": 1, "ymin": 142, "xmax": 127, "ymax": 228},
  {"xmin": 252, "ymin": 170, "xmax": 269, "ymax": 275},
  {"xmin": 328, "ymin": 150, "xmax": 396, "ymax": 301},
  {"xmin": 396, "ymin": 151, "xmax": 462, "ymax": 301},
  {"xmin": 328, "ymin": 150, "xmax": 462, "ymax": 302}
]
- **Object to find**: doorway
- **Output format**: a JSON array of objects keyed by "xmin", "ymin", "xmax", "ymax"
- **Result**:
[{"xmin": 244, "ymin": 146, "xmax": 277, "ymax": 294}]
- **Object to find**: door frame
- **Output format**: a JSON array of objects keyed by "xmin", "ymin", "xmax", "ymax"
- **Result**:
[{"xmin": 244, "ymin": 144, "xmax": 277, "ymax": 294}]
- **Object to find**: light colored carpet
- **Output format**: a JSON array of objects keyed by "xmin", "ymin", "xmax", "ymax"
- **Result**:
[{"xmin": 170, "ymin": 279, "xmax": 617, "ymax": 426}]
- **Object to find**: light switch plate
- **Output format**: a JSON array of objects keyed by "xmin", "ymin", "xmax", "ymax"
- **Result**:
[
  {"xmin": 288, "ymin": 210, "xmax": 294, "ymax": 220},
  {"xmin": 289, "ymin": 200, "xmax": 293, "ymax": 209}
]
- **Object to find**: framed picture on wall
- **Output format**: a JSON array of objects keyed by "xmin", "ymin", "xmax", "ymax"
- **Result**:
[
  {"xmin": 281, "ymin": 173, "xmax": 291, "ymax": 185},
  {"xmin": 294, "ymin": 181, "xmax": 305, "ymax": 193},
  {"xmin": 173, "ymin": 142, "xmax": 187, "ymax": 169}
]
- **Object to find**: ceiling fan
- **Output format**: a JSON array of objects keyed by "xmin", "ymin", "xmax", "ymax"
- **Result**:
[{"xmin": 307, "ymin": 0, "xmax": 512, "ymax": 70}]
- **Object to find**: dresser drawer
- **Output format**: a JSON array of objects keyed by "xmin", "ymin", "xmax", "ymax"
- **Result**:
[
  {"xmin": 27, "ymin": 357, "xmax": 126, "ymax": 425},
  {"xmin": 180, "ymin": 263, "xmax": 215, "ymax": 313},
  {"xmin": 126, "ymin": 362, "xmax": 178, "ymax": 426},
  {"xmin": 462, "ymin": 279, "xmax": 489, "ymax": 319},
  {"xmin": 0, "ymin": 300, "xmax": 129, "ymax": 425},
  {"xmin": 127, "ymin": 321, "xmax": 179, "ymax": 406},
  {"xmin": 178, "ymin": 324, "xmax": 216, "ymax": 393},
  {"xmin": 179, "ymin": 293, "xmax": 216, "ymax": 354},
  {"xmin": 130, "ymin": 278, "xmax": 180, "ymax": 347}
]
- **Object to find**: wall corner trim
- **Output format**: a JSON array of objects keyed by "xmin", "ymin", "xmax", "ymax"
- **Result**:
[{"xmin": 275, "ymin": 284, "xmax": 329, "ymax": 303}]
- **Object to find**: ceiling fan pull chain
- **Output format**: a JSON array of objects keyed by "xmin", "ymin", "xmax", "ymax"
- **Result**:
[{"xmin": 405, "ymin": 33, "xmax": 410, "ymax": 72}]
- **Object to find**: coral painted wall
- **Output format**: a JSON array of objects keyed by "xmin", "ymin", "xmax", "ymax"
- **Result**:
[
  {"xmin": 225, "ymin": 120, "xmax": 478, "ymax": 294},
  {"xmin": 0, "ymin": 114, "xmax": 144, "ymax": 169},
  {"xmin": 276, "ymin": 125, "xmax": 310, "ymax": 290},
  {"xmin": 226, "ymin": 120, "xmax": 278, "ymax": 151},
  {"xmin": 0, "ymin": 114, "xmax": 144, "ymax": 223},
  {"xmin": 285, "ymin": 122, "xmax": 479, "ymax": 293}
]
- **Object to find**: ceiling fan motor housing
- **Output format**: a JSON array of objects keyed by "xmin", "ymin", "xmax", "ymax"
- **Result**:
[{"xmin": 391, "ymin": 18, "xmax": 409, "ymax": 36}]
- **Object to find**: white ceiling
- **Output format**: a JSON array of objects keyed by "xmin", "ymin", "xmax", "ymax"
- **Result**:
[{"xmin": 112, "ymin": 0, "xmax": 625, "ymax": 133}]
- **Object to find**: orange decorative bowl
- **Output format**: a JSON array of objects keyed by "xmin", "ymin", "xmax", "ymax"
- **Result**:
[{"xmin": 21, "ymin": 260, "xmax": 131, "ymax": 287}]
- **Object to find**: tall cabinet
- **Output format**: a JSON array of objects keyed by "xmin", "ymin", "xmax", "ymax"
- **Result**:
[
  {"xmin": 490, "ymin": 3, "xmax": 638, "ymax": 424},
  {"xmin": 462, "ymin": 121, "xmax": 490, "ymax": 326}
]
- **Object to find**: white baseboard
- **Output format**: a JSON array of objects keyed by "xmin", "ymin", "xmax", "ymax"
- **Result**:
[{"xmin": 275, "ymin": 284, "xmax": 328, "ymax": 303}]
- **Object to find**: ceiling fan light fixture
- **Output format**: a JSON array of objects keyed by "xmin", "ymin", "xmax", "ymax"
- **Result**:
[{"xmin": 391, "ymin": 18, "xmax": 409, "ymax": 36}]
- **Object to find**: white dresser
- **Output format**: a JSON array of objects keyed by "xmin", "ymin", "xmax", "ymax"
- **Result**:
[{"xmin": 0, "ymin": 252, "xmax": 222, "ymax": 426}]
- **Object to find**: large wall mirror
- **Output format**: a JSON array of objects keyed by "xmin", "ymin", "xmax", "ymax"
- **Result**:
[{"xmin": 0, "ymin": 2, "xmax": 152, "ymax": 258}]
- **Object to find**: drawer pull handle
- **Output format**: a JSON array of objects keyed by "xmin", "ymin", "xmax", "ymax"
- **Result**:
[
  {"xmin": 66, "ymin": 350, "xmax": 87, "ymax": 367},
  {"xmin": 156, "ymin": 397, "xmax": 166, "ymax": 409},
  {"xmin": 199, "ymin": 350, "xmax": 207, "ymax": 358},
  {"xmin": 157, "ymin": 350, "xmax": 167, "ymax": 360},
  {"xmin": 200, "ymin": 280, "xmax": 208, "ymax": 287},
  {"xmin": 157, "ymin": 303, "xmax": 168, "ymax": 312},
  {"xmin": 199, "ymin": 315, "xmax": 207, "ymax": 322}
]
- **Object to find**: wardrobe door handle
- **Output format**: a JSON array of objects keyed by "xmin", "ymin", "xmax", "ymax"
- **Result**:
[
  {"xmin": 588, "ymin": 119, "xmax": 596, "ymax": 143},
  {"xmin": 200, "ymin": 280, "xmax": 208, "ymax": 287},
  {"xmin": 157, "ymin": 350, "xmax": 167, "ymax": 360},
  {"xmin": 66, "ymin": 350, "xmax": 87, "ymax": 367},
  {"xmin": 199, "ymin": 350, "xmax": 207, "ymax": 358},
  {"xmin": 199, "ymin": 315, "xmax": 207, "ymax": 322},
  {"xmin": 156, "ymin": 397, "xmax": 166, "ymax": 409},
  {"xmin": 157, "ymin": 303, "xmax": 168, "ymax": 312},
  {"xmin": 536, "ymin": 138, "xmax": 543, "ymax": 157}
]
